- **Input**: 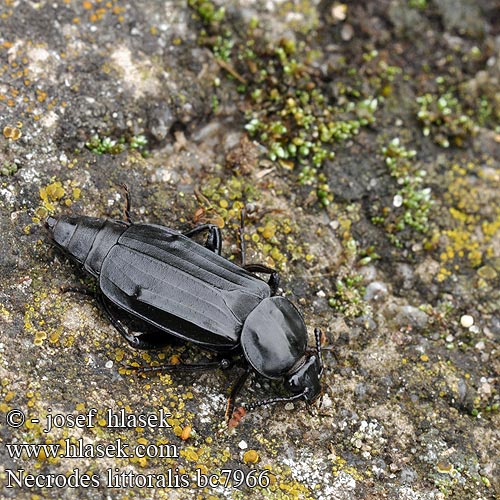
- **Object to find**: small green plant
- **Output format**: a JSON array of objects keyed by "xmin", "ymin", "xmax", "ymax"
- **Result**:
[
  {"xmin": 417, "ymin": 91, "xmax": 475, "ymax": 148},
  {"xmin": 188, "ymin": 0, "xmax": 225, "ymax": 24},
  {"xmin": 85, "ymin": 135, "xmax": 125, "ymax": 155},
  {"xmin": 213, "ymin": 35, "xmax": 234, "ymax": 62},
  {"xmin": 1, "ymin": 161, "xmax": 19, "ymax": 176},
  {"xmin": 129, "ymin": 134, "xmax": 147, "ymax": 151},
  {"xmin": 328, "ymin": 274, "xmax": 368, "ymax": 318},
  {"xmin": 408, "ymin": 0, "xmax": 427, "ymax": 9},
  {"xmin": 189, "ymin": 2, "xmax": 382, "ymax": 208},
  {"xmin": 85, "ymin": 134, "xmax": 148, "ymax": 156},
  {"xmin": 372, "ymin": 138, "xmax": 434, "ymax": 246}
]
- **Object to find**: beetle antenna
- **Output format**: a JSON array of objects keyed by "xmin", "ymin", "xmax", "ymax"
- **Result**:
[
  {"xmin": 314, "ymin": 327, "xmax": 324, "ymax": 375},
  {"xmin": 129, "ymin": 358, "xmax": 231, "ymax": 374},
  {"xmin": 244, "ymin": 388, "xmax": 309, "ymax": 412}
]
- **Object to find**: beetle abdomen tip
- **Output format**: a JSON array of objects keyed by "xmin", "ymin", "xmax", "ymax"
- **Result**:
[{"xmin": 45, "ymin": 216, "xmax": 57, "ymax": 231}]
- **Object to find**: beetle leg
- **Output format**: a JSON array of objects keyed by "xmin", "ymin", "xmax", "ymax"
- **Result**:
[
  {"xmin": 244, "ymin": 264, "xmax": 280, "ymax": 295},
  {"xmin": 205, "ymin": 225, "xmax": 222, "ymax": 255},
  {"xmin": 225, "ymin": 367, "xmax": 251, "ymax": 423},
  {"xmin": 60, "ymin": 285, "xmax": 137, "ymax": 340},
  {"xmin": 99, "ymin": 295, "xmax": 151, "ymax": 348},
  {"xmin": 268, "ymin": 272, "xmax": 280, "ymax": 294},
  {"xmin": 238, "ymin": 207, "xmax": 280, "ymax": 293},
  {"xmin": 98, "ymin": 296, "xmax": 176, "ymax": 349},
  {"xmin": 183, "ymin": 224, "xmax": 222, "ymax": 255},
  {"xmin": 60, "ymin": 284, "xmax": 97, "ymax": 298},
  {"xmin": 120, "ymin": 183, "xmax": 132, "ymax": 224},
  {"xmin": 61, "ymin": 286, "xmax": 163, "ymax": 349}
]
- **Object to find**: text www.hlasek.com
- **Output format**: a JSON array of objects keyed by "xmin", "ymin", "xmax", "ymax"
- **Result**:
[
  {"xmin": 5, "ymin": 440, "xmax": 271, "ymax": 489},
  {"xmin": 6, "ymin": 438, "xmax": 175, "ymax": 460}
]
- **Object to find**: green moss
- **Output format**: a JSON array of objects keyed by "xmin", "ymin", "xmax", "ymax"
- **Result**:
[
  {"xmin": 85, "ymin": 134, "xmax": 148, "ymax": 156},
  {"xmin": 189, "ymin": 4, "xmax": 380, "ymax": 207},
  {"xmin": 243, "ymin": 53, "xmax": 378, "ymax": 207},
  {"xmin": 129, "ymin": 134, "xmax": 148, "ymax": 151},
  {"xmin": 328, "ymin": 274, "xmax": 368, "ymax": 318},
  {"xmin": 358, "ymin": 246, "xmax": 381, "ymax": 266},
  {"xmin": 188, "ymin": 0, "xmax": 225, "ymax": 24},
  {"xmin": 417, "ymin": 91, "xmax": 475, "ymax": 148},
  {"xmin": 0, "ymin": 161, "xmax": 19, "ymax": 176},
  {"xmin": 415, "ymin": 69, "xmax": 500, "ymax": 147},
  {"xmin": 408, "ymin": 0, "xmax": 427, "ymax": 9},
  {"xmin": 371, "ymin": 138, "xmax": 433, "ymax": 247}
]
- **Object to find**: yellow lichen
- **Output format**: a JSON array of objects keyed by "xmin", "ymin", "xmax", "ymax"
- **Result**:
[{"xmin": 243, "ymin": 449, "xmax": 259, "ymax": 464}]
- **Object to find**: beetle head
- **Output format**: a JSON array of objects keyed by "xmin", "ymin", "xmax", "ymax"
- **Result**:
[{"xmin": 284, "ymin": 354, "xmax": 323, "ymax": 402}]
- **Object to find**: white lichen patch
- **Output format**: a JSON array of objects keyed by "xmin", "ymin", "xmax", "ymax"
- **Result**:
[
  {"xmin": 110, "ymin": 46, "xmax": 161, "ymax": 99},
  {"xmin": 283, "ymin": 451, "xmax": 346, "ymax": 500},
  {"xmin": 350, "ymin": 419, "xmax": 387, "ymax": 460},
  {"xmin": 0, "ymin": 188, "xmax": 16, "ymax": 207},
  {"xmin": 40, "ymin": 110, "xmax": 60, "ymax": 129},
  {"xmin": 27, "ymin": 46, "xmax": 60, "ymax": 82}
]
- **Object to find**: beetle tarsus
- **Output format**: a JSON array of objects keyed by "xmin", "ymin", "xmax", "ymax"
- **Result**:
[
  {"xmin": 60, "ymin": 284, "xmax": 97, "ymax": 298},
  {"xmin": 100, "ymin": 295, "xmax": 143, "ymax": 347},
  {"xmin": 227, "ymin": 406, "xmax": 246, "ymax": 429},
  {"xmin": 120, "ymin": 184, "xmax": 132, "ymax": 224}
]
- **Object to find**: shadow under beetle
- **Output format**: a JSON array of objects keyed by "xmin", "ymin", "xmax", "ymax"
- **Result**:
[{"xmin": 46, "ymin": 190, "xmax": 323, "ymax": 422}]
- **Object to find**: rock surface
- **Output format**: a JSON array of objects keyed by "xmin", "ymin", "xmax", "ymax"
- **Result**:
[{"xmin": 0, "ymin": 1, "xmax": 498, "ymax": 499}]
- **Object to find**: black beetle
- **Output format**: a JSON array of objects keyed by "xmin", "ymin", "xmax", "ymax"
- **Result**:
[{"xmin": 46, "ymin": 191, "xmax": 323, "ymax": 420}]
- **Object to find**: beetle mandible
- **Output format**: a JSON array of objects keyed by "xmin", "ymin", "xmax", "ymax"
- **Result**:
[{"xmin": 45, "ymin": 189, "xmax": 323, "ymax": 421}]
